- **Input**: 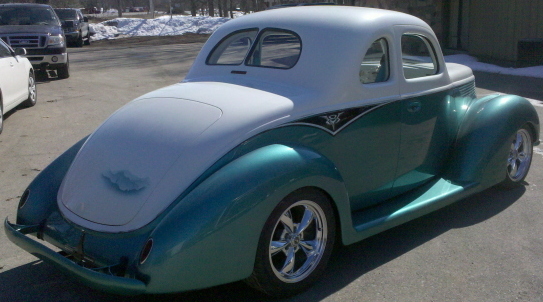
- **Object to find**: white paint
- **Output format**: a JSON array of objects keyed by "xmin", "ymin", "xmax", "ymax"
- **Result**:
[{"xmin": 0, "ymin": 40, "xmax": 33, "ymax": 114}]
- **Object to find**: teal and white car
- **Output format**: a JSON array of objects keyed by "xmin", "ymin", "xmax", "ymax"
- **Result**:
[{"xmin": 5, "ymin": 6, "xmax": 540, "ymax": 297}]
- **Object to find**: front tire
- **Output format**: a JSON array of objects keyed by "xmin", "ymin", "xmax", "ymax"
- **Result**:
[
  {"xmin": 21, "ymin": 71, "xmax": 37, "ymax": 107},
  {"xmin": 75, "ymin": 32, "xmax": 84, "ymax": 47},
  {"xmin": 246, "ymin": 188, "xmax": 335, "ymax": 297},
  {"xmin": 57, "ymin": 58, "xmax": 70, "ymax": 79},
  {"xmin": 84, "ymin": 31, "xmax": 91, "ymax": 45},
  {"xmin": 500, "ymin": 125, "xmax": 534, "ymax": 189}
]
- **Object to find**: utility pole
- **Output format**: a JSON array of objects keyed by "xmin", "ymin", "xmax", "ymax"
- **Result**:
[{"xmin": 149, "ymin": 0, "xmax": 155, "ymax": 18}]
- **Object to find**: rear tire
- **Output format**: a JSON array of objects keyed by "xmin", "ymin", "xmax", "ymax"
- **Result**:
[
  {"xmin": 499, "ymin": 125, "xmax": 533, "ymax": 189},
  {"xmin": 245, "ymin": 188, "xmax": 335, "ymax": 297}
]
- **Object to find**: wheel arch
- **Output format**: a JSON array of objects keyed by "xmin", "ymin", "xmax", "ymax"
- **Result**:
[
  {"xmin": 15, "ymin": 136, "xmax": 88, "ymax": 225},
  {"xmin": 141, "ymin": 143, "xmax": 351, "ymax": 293},
  {"xmin": 446, "ymin": 94, "xmax": 540, "ymax": 188}
]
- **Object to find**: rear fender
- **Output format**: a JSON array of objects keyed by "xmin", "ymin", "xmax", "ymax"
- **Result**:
[
  {"xmin": 140, "ymin": 144, "xmax": 349, "ymax": 293},
  {"xmin": 15, "ymin": 137, "xmax": 87, "ymax": 225},
  {"xmin": 446, "ymin": 94, "xmax": 540, "ymax": 187}
]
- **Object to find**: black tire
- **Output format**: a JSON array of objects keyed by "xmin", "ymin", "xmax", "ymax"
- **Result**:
[
  {"xmin": 75, "ymin": 32, "xmax": 84, "ymax": 47},
  {"xmin": 57, "ymin": 58, "xmax": 70, "ymax": 79},
  {"xmin": 245, "ymin": 188, "xmax": 336, "ymax": 297},
  {"xmin": 499, "ymin": 125, "xmax": 534, "ymax": 189},
  {"xmin": 35, "ymin": 69, "xmax": 48, "ymax": 80},
  {"xmin": 21, "ymin": 71, "xmax": 37, "ymax": 107},
  {"xmin": 84, "ymin": 31, "xmax": 91, "ymax": 45}
]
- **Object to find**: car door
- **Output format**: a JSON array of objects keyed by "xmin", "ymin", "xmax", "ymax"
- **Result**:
[
  {"xmin": 0, "ymin": 40, "xmax": 27, "ymax": 109},
  {"xmin": 393, "ymin": 26, "xmax": 455, "ymax": 193},
  {"xmin": 338, "ymin": 37, "xmax": 403, "ymax": 211}
]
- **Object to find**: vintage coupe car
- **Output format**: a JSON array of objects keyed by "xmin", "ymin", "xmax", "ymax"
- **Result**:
[
  {"xmin": 0, "ymin": 38, "xmax": 36, "ymax": 134},
  {"xmin": 5, "ymin": 6, "xmax": 540, "ymax": 297}
]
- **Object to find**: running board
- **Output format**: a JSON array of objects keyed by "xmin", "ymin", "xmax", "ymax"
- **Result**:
[{"xmin": 343, "ymin": 178, "xmax": 478, "ymax": 245}]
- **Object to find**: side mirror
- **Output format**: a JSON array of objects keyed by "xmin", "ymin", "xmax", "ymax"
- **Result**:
[
  {"xmin": 14, "ymin": 48, "xmax": 26, "ymax": 56},
  {"xmin": 83, "ymin": 16, "xmax": 89, "ymax": 22},
  {"xmin": 64, "ymin": 20, "xmax": 75, "ymax": 28}
]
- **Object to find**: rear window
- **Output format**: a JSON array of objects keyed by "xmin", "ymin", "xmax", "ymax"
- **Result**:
[
  {"xmin": 207, "ymin": 28, "xmax": 301, "ymax": 69},
  {"xmin": 207, "ymin": 29, "xmax": 258, "ymax": 65},
  {"xmin": 246, "ymin": 30, "xmax": 301, "ymax": 69},
  {"xmin": 54, "ymin": 9, "xmax": 78, "ymax": 21}
]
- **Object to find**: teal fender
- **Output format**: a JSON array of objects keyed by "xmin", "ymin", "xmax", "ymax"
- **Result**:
[
  {"xmin": 15, "ymin": 137, "xmax": 87, "ymax": 225},
  {"xmin": 447, "ymin": 94, "xmax": 540, "ymax": 188},
  {"xmin": 138, "ymin": 144, "xmax": 350, "ymax": 293}
]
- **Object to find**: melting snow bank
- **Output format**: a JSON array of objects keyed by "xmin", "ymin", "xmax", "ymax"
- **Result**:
[
  {"xmin": 90, "ymin": 15, "xmax": 230, "ymax": 41},
  {"xmin": 445, "ymin": 54, "xmax": 543, "ymax": 79}
]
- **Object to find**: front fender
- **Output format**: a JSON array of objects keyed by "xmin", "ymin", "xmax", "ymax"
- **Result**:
[
  {"xmin": 140, "ymin": 144, "xmax": 349, "ymax": 293},
  {"xmin": 15, "ymin": 137, "xmax": 87, "ymax": 225},
  {"xmin": 447, "ymin": 94, "xmax": 540, "ymax": 187}
]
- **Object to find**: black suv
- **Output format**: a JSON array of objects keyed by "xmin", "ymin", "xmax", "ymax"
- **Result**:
[
  {"xmin": 0, "ymin": 3, "xmax": 69, "ymax": 78},
  {"xmin": 54, "ymin": 8, "xmax": 90, "ymax": 47}
]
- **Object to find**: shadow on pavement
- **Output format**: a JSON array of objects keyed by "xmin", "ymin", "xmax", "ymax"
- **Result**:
[{"xmin": 0, "ymin": 186, "xmax": 525, "ymax": 302}]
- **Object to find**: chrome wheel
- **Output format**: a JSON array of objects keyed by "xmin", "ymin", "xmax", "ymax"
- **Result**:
[
  {"xmin": 506, "ymin": 128, "xmax": 532, "ymax": 182},
  {"xmin": 28, "ymin": 74, "xmax": 36, "ymax": 103},
  {"xmin": 246, "ymin": 188, "xmax": 335, "ymax": 297},
  {"xmin": 269, "ymin": 200, "xmax": 328, "ymax": 283},
  {"xmin": 22, "ymin": 72, "xmax": 37, "ymax": 107}
]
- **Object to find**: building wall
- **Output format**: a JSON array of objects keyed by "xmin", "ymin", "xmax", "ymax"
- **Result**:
[
  {"xmin": 469, "ymin": 0, "xmax": 543, "ymax": 63},
  {"xmin": 356, "ymin": 0, "xmax": 444, "ymax": 41}
]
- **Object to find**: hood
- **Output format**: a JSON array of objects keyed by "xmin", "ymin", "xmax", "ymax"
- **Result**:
[
  {"xmin": 0, "ymin": 25, "xmax": 62, "ymax": 35},
  {"xmin": 58, "ymin": 82, "xmax": 294, "ymax": 232}
]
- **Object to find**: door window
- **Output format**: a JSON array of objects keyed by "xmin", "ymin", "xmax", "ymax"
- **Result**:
[
  {"xmin": 0, "ymin": 40, "xmax": 12, "ymax": 57},
  {"xmin": 360, "ymin": 38, "xmax": 389, "ymax": 84},
  {"xmin": 401, "ymin": 34, "xmax": 438, "ymax": 79}
]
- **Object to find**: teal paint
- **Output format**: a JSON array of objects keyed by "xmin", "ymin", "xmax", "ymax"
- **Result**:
[{"xmin": 5, "ymin": 82, "xmax": 540, "ymax": 295}]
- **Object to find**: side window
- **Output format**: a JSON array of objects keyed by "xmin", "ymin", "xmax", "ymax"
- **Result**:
[
  {"xmin": 246, "ymin": 30, "xmax": 301, "ymax": 69},
  {"xmin": 401, "ymin": 34, "xmax": 438, "ymax": 79},
  {"xmin": 360, "ymin": 38, "xmax": 389, "ymax": 84},
  {"xmin": 207, "ymin": 29, "xmax": 258, "ymax": 65}
]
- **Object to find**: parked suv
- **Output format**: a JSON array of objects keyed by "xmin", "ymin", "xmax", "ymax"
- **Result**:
[
  {"xmin": 0, "ymin": 3, "xmax": 69, "ymax": 79},
  {"xmin": 54, "ymin": 8, "xmax": 90, "ymax": 47}
]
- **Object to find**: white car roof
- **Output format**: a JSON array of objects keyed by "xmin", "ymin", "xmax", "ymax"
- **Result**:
[{"xmin": 186, "ymin": 6, "xmax": 451, "ymax": 106}]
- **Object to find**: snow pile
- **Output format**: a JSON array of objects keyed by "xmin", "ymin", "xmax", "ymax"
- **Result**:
[
  {"xmin": 90, "ymin": 15, "xmax": 230, "ymax": 41},
  {"xmin": 445, "ymin": 54, "xmax": 543, "ymax": 79}
]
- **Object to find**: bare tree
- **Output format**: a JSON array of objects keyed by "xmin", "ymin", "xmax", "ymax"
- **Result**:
[{"xmin": 208, "ymin": 0, "xmax": 214, "ymax": 16}]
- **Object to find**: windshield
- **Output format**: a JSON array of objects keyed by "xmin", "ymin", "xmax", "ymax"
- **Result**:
[
  {"xmin": 0, "ymin": 7, "xmax": 60, "ymax": 26},
  {"xmin": 54, "ymin": 9, "xmax": 77, "ymax": 21}
]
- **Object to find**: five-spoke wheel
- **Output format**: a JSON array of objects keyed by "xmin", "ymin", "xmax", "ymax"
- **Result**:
[
  {"xmin": 246, "ymin": 188, "xmax": 335, "ymax": 297},
  {"xmin": 501, "ymin": 126, "xmax": 534, "ymax": 188}
]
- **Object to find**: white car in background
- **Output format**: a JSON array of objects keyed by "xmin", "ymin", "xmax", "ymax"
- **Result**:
[{"xmin": 0, "ymin": 38, "xmax": 36, "ymax": 134}]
